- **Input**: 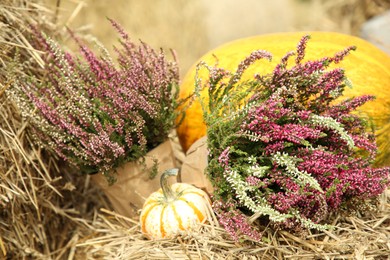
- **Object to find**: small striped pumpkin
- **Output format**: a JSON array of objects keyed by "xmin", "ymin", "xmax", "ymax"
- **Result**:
[{"xmin": 140, "ymin": 168, "xmax": 211, "ymax": 239}]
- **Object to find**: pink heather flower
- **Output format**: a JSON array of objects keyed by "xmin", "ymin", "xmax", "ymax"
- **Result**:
[
  {"xmin": 246, "ymin": 176, "xmax": 262, "ymax": 186},
  {"xmin": 202, "ymin": 34, "xmax": 390, "ymax": 237},
  {"xmin": 326, "ymin": 95, "xmax": 375, "ymax": 117},
  {"xmin": 264, "ymin": 141, "xmax": 285, "ymax": 155},
  {"xmin": 343, "ymin": 167, "xmax": 390, "ymax": 198},
  {"xmin": 218, "ymin": 147, "xmax": 231, "ymax": 168},
  {"xmin": 213, "ymin": 200, "xmax": 261, "ymax": 241},
  {"xmin": 230, "ymin": 50, "xmax": 272, "ymax": 85},
  {"xmin": 11, "ymin": 20, "xmax": 180, "ymax": 176},
  {"xmin": 329, "ymin": 45, "xmax": 357, "ymax": 64},
  {"xmin": 295, "ymin": 34, "xmax": 310, "ymax": 64}
]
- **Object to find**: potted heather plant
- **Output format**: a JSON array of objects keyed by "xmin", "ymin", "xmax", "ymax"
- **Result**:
[
  {"xmin": 7, "ymin": 20, "xmax": 181, "ymax": 217},
  {"xmin": 189, "ymin": 35, "xmax": 390, "ymax": 240}
]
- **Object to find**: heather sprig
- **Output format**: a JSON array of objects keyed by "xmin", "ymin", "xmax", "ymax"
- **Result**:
[
  {"xmin": 198, "ymin": 35, "xmax": 390, "ymax": 239},
  {"xmin": 7, "ymin": 20, "xmax": 180, "ymax": 178},
  {"xmin": 213, "ymin": 199, "xmax": 262, "ymax": 241}
]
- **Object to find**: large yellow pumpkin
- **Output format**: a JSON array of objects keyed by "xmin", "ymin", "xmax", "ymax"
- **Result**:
[{"xmin": 176, "ymin": 31, "xmax": 390, "ymax": 166}]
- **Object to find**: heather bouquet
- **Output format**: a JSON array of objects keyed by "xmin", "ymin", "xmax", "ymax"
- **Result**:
[
  {"xmin": 196, "ymin": 35, "xmax": 390, "ymax": 240},
  {"xmin": 8, "ymin": 19, "xmax": 180, "ymax": 181}
]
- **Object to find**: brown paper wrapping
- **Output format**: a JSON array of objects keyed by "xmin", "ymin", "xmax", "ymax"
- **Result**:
[
  {"xmin": 91, "ymin": 140, "xmax": 177, "ymax": 217},
  {"xmin": 179, "ymin": 136, "xmax": 214, "ymax": 194}
]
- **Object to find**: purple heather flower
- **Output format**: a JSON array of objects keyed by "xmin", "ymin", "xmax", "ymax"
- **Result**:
[
  {"xmin": 230, "ymin": 50, "xmax": 272, "ymax": 85},
  {"xmin": 11, "ymin": 20, "xmax": 180, "ymax": 176},
  {"xmin": 213, "ymin": 200, "xmax": 261, "ymax": 241},
  {"xmin": 295, "ymin": 34, "xmax": 310, "ymax": 64},
  {"xmin": 202, "ymin": 34, "xmax": 390, "ymax": 237}
]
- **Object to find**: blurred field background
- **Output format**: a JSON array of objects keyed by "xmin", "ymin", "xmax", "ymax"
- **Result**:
[{"xmin": 45, "ymin": 0, "xmax": 390, "ymax": 77}]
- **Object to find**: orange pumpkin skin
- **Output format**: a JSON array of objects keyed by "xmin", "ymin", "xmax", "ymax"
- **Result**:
[{"xmin": 176, "ymin": 32, "xmax": 390, "ymax": 166}]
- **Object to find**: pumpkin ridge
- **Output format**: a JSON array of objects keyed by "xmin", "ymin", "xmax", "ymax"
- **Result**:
[
  {"xmin": 172, "ymin": 205, "xmax": 184, "ymax": 230},
  {"xmin": 160, "ymin": 205, "xmax": 167, "ymax": 238},
  {"xmin": 143, "ymin": 199, "xmax": 158, "ymax": 208},
  {"xmin": 180, "ymin": 198, "xmax": 205, "ymax": 222},
  {"xmin": 181, "ymin": 190, "xmax": 212, "ymax": 204},
  {"xmin": 140, "ymin": 204, "xmax": 156, "ymax": 234}
]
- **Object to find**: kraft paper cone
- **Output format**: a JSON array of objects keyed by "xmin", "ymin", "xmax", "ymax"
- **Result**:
[
  {"xmin": 91, "ymin": 140, "xmax": 177, "ymax": 217},
  {"xmin": 180, "ymin": 136, "xmax": 214, "ymax": 194}
]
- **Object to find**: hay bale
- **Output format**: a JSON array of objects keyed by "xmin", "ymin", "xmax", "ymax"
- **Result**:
[
  {"xmin": 73, "ymin": 192, "xmax": 390, "ymax": 259},
  {"xmin": 0, "ymin": 1, "xmax": 105, "ymax": 258}
]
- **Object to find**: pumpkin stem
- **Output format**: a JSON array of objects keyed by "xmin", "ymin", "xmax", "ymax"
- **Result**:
[{"xmin": 160, "ymin": 168, "xmax": 178, "ymax": 200}]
